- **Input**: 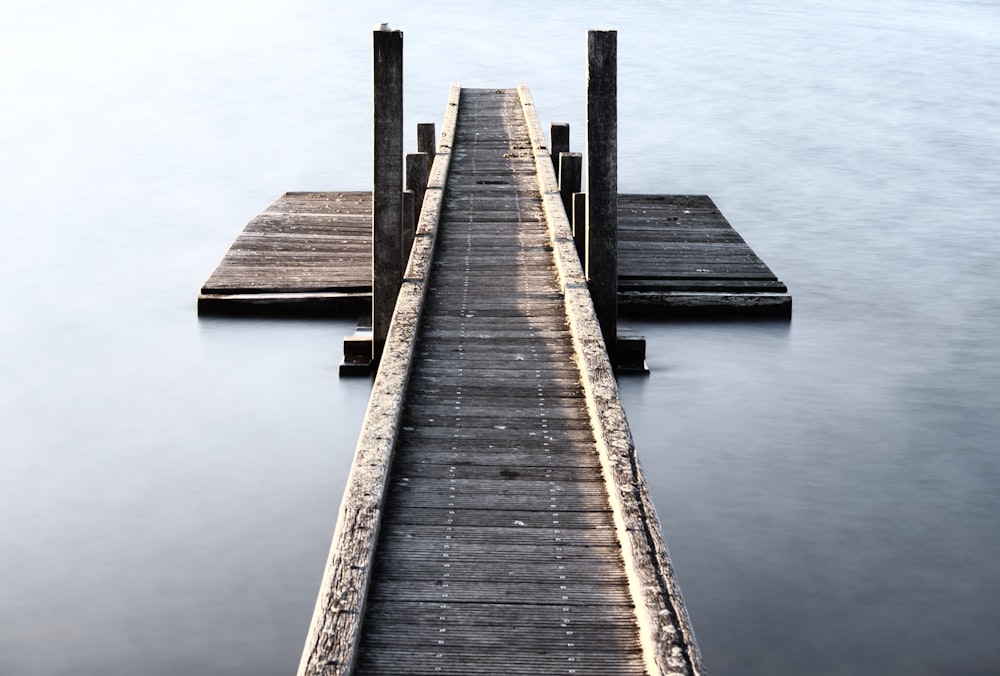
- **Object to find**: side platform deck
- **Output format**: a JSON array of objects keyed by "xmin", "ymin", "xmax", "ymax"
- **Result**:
[
  {"xmin": 198, "ymin": 193, "xmax": 790, "ymax": 319},
  {"xmin": 198, "ymin": 191, "xmax": 372, "ymax": 316}
]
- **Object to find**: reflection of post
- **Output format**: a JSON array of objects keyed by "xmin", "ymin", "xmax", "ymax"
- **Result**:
[
  {"xmin": 586, "ymin": 29, "xmax": 617, "ymax": 366},
  {"xmin": 372, "ymin": 28, "xmax": 403, "ymax": 365}
]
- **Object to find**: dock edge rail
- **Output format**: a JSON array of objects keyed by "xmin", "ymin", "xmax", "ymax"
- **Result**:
[
  {"xmin": 517, "ymin": 84, "xmax": 706, "ymax": 676},
  {"xmin": 297, "ymin": 83, "xmax": 462, "ymax": 676}
]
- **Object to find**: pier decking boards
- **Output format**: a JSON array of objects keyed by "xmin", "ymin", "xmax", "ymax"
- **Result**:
[
  {"xmin": 297, "ymin": 87, "xmax": 703, "ymax": 675},
  {"xmin": 198, "ymin": 191, "xmax": 372, "ymax": 316},
  {"xmin": 355, "ymin": 89, "xmax": 643, "ymax": 674},
  {"xmin": 618, "ymin": 194, "xmax": 789, "ymax": 315}
]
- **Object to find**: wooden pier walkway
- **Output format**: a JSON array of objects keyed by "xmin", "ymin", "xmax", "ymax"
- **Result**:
[{"xmin": 298, "ymin": 86, "xmax": 702, "ymax": 675}]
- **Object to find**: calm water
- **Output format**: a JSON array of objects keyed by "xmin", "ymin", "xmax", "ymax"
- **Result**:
[{"xmin": 2, "ymin": 1, "xmax": 998, "ymax": 674}]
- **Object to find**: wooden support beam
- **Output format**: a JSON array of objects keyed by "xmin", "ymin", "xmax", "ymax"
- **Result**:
[
  {"xmin": 417, "ymin": 122, "xmax": 436, "ymax": 164},
  {"xmin": 550, "ymin": 122, "xmax": 570, "ymax": 173},
  {"xmin": 586, "ymin": 29, "xmax": 618, "ymax": 366},
  {"xmin": 372, "ymin": 27, "xmax": 404, "ymax": 365},
  {"xmin": 558, "ymin": 151, "xmax": 582, "ymax": 218}
]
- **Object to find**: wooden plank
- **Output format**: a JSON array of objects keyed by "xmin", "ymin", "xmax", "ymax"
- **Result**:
[
  {"xmin": 367, "ymin": 579, "xmax": 631, "ymax": 605},
  {"xmin": 620, "ymin": 278, "xmax": 788, "ymax": 292},
  {"xmin": 373, "ymin": 523, "xmax": 619, "ymax": 547},
  {"xmin": 360, "ymin": 620, "xmax": 641, "ymax": 646},
  {"xmin": 355, "ymin": 649, "xmax": 645, "ymax": 676},
  {"xmin": 376, "ymin": 507, "xmax": 611, "ymax": 528}
]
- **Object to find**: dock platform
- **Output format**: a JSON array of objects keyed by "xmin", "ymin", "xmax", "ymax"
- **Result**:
[
  {"xmin": 618, "ymin": 194, "xmax": 790, "ymax": 316},
  {"xmin": 198, "ymin": 191, "xmax": 372, "ymax": 316},
  {"xmin": 198, "ymin": 183, "xmax": 789, "ymax": 319},
  {"xmin": 297, "ymin": 86, "xmax": 703, "ymax": 674}
]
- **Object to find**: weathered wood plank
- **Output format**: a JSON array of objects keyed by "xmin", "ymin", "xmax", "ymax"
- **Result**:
[
  {"xmin": 376, "ymin": 507, "xmax": 610, "ymax": 528},
  {"xmin": 373, "ymin": 523, "xmax": 618, "ymax": 547},
  {"xmin": 367, "ymin": 579, "xmax": 632, "ymax": 605},
  {"xmin": 355, "ymin": 648, "xmax": 645, "ymax": 676}
]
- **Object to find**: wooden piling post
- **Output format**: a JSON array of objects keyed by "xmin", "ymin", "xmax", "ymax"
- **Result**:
[
  {"xmin": 558, "ymin": 151, "xmax": 582, "ymax": 218},
  {"xmin": 586, "ymin": 30, "xmax": 618, "ymax": 366},
  {"xmin": 417, "ymin": 123, "xmax": 436, "ymax": 164},
  {"xmin": 550, "ymin": 122, "xmax": 570, "ymax": 173},
  {"xmin": 372, "ymin": 27, "xmax": 404, "ymax": 365}
]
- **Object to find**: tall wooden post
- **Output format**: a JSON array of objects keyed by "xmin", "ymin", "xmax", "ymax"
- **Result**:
[
  {"xmin": 372, "ymin": 28, "xmax": 403, "ymax": 365},
  {"xmin": 550, "ymin": 122, "xmax": 570, "ymax": 173},
  {"xmin": 586, "ymin": 30, "xmax": 618, "ymax": 366}
]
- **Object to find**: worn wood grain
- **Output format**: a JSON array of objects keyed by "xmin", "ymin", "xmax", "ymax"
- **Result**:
[
  {"xmin": 617, "ymin": 193, "xmax": 791, "ymax": 316},
  {"xmin": 348, "ymin": 88, "xmax": 651, "ymax": 676}
]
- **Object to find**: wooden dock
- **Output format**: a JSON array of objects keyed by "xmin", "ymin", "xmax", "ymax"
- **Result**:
[
  {"xmin": 198, "ymin": 191, "xmax": 372, "ymax": 316},
  {"xmin": 618, "ymin": 194, "xmax": 789, "ymax": 316},
  {"xmin": 199, "ymin": 190, "xmax": 789, "ymax": 318},
  {"xmin": 198, "ymin": 159, "xmax": 789, "ymax": 318},
  {"xmin": 297, "ymin": 86, "xmax": 703, "ymax": 674}
]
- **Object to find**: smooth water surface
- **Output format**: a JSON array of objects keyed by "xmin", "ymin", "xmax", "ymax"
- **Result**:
[{"xmin": 3, "ymin": 1, "xmax": 998, "ymax": 674}]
